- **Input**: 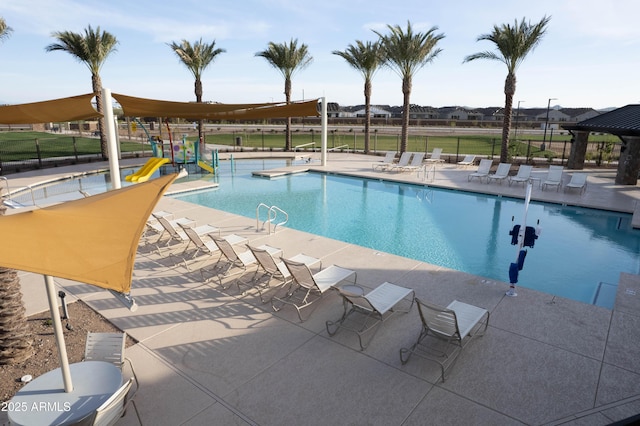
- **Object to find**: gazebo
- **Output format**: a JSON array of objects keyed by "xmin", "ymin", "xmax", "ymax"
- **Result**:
[{"xmin": 563, "ymin": 105, "xmax": 640, "ymax": 185}]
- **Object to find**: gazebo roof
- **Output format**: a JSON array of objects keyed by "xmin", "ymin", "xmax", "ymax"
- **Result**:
[{"xmin": 563, "ymin": 104, "xmax": 640, "ymax": 137}]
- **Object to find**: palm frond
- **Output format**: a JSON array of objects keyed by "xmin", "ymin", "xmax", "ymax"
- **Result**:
[
  {"xmin": 167, "ymin": 38, "xmax": 226, "ymax": 80},
  {"xmin": 45, "ymin": 25, "xmax": 118, "ymax": 74},
  {"xmin": 255, "ymin": 38, "xmax": 313, "ymax": 80},
  {"xmin": 374, "ymin": 21, "xmax": 444, "ymax": 79},
  {"xmin": 0, "ymin": 17, "xmax": 13, "ymax": 43}
]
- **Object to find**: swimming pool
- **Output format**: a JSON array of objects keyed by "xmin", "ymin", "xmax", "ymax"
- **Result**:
[
  {"xmin": 176, "ymin": 159, "xmax": 640, "ymax": 309},
  {"xmin": 11, "ymin": 159, "xmax": 639, "ymax": 308}
]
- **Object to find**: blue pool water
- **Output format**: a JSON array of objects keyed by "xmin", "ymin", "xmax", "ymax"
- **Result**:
[
  {"xmin": 12, "ymin": 159, "xmax": 639, "ymax": 308},
  {"xmin": 176, "ymin": 159, "xmax": 640, "ymax": 308}
]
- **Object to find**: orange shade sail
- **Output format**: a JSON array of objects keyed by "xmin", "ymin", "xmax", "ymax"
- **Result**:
[
  {"xmin": 112, "ymin": 93, "xmax": 320, "ymax": 120},
  {"xmin": 0, "ymin": 93, "xmax": 100, "ymax": 124},
  {"xmin": 0, "ymin": 93, "xmax": 319, "ymax": 124},
  {"xmin": 0, "ymin": 173, "xmax": 178, "ymax": 293}
]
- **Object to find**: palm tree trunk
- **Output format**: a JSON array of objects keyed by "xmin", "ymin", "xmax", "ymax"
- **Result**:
[
  {"xmin": 284, "ymin": 77, "xmax": 292, "ymax": 151},
  {"xmin": 364, "ymin": 79, "xmax": 372, "ymax": 154},
  {"xmin": 0, "ymin": 206, "xmax": 33, "ymax": 365},
  {"xmin": 92, "ymin": 74, "xmax": 108, "ymax": 160},
  {"xmin": 501, "ymin": 72, "xmax": 516, "ymax": 163},
  {"xmin": 195, "ymin": 78, "xmax": 204, "ymax": 156},
  {"xmin": 400, "ymin": 76, "xmax": 412, "ymax": 154}
]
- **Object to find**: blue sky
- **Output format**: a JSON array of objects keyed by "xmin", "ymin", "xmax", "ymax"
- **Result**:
[{"xmin": 1, "ymin": 0, "xmax": 639, "ymax": 109}]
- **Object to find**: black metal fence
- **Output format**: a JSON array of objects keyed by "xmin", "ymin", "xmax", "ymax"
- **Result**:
[
  {"xmin": 0, "ymin": 136, "xmax": 104, "ymax": 175},
  {"xmin": 0, "ymin": 133, "xmax": 621, "ymax": 175}
]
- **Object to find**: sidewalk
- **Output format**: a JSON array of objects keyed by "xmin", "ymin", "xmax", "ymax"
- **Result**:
[{"xmin": 3, "ymin": 154, "xmax": 640, "ymax": 425}]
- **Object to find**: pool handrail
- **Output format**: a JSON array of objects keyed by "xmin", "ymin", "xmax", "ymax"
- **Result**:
[{"xmin": 256, "ymin": 203, "xmax": 289, "ymax": 234}]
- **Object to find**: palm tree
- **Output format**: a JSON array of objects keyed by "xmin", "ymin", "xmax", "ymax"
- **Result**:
[
  {"xmin": 374, "ymin": 21, "xmax": 444, "ymax": 154},
  {"xmin": 0, "ymin": 18, "xmax": 32, "ymax": 365},
  {"xmin": 46, "ymin": 25, "xmax": 118, "ymax": 160},
  {"xmin": 168, "ymin": 38, "xmax": 226, "ymax": 146},
  {"xmin": 0, "ymin": 16, "xmax": 13, "ymax": 42},
  {"xmin": 333, "ymin": 41, "xmax": 383, "ymax": 154},
  {"xmin": 256, "ymin": 39, "xmax": 313, "ymax": 151},
  {"xmin": 464, "ymin": 16, "xmax": 551, "ymax": 163}
]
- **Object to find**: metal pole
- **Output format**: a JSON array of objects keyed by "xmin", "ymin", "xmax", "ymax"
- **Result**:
[
  {"xmin": 45, "ymin": 275, "xmax": 73, "ymax": 392},
  {"xmin": 102, "ymin": 88, "xmax": 121, "ymax": 189},
  {"xmin": 321, "ymin": 97, "xmax": 327, "ymax": 166},
  {"xmin": 514, "ymin": 100, "xmax": 524, "ymax": 142},
  {"xmin": 542, "ymin": 98, "xmax": 557, "ymax": 151}
]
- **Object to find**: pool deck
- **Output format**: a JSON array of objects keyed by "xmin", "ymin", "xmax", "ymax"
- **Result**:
[{"xmin": 3, "ymin": 153, "xmax": 640, "ymax": 426}]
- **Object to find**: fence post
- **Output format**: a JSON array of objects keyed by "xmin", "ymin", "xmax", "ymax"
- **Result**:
[
  {"xmin": 491, "ymin": 138, "xmax": 496, "ymax": 158},
  {"xmin": 35, "ymin": 138, "xmax": 42, "ymax": 168},
  {"xmin": 456, "ymin": 137, "xmax": 460, "ymax": 162},
  {"xmin": 562, "ymin": 141, "xmax": 567, "ymax": 165},
  {"xmin": 526, "ymin": 140, "xmax": 532, "ymax": 164},
  {"xmin": 374, "ymin": 129, "xmax": 377, "ymax": 153},
  {"xmin": 425, "ymin": 136, "xmax": 428, "ymax": 153}
]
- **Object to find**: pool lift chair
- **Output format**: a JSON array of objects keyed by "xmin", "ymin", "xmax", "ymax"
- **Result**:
[
  {"xmin": 486, "ymin": 163, "xmax": 512, "ymax": 184},
  {"xmin": 275, "ymin": 257, "xmax": 357, "ymax": 322},
  {"xmin": 468, "ymin": 159, "xmax": 493, "ymax": 182},
  {"xmin": 400, "ymin": 298, "xmax": 489, "ymax": 383},
  {"xmin": 326, "ymin": 282, "xmax": 415, "ymax": 350}
]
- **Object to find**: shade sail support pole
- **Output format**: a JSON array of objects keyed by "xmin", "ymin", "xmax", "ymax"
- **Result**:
[
  {"xmin": 321, "ymin": 97, "xmax": 327, "ymax": 166},
  {"xmin": 44, "ymin": 274, "xmax": 73, "ymax": 392},
  {"xmin": 102, "ymin": 87, "xmax": 121, "ymax": 189}
]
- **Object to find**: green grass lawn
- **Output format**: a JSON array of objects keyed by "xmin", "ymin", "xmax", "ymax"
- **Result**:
[{"xmin": 0, "ymin": 132, "xmax": 148, "ymax": 161}]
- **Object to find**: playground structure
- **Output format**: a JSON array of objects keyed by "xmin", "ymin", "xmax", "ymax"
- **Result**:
[
  {"xmin": 125, "ymin": 157, "xmax": 170, "ymax": 183},
  {"xmin": 132, "ymin": 119, "xmax": 220, "ymax": 176}
]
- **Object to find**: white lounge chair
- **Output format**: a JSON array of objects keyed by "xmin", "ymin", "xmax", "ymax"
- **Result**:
[
  {"xmin": 457, "ymin": 155, "xmax": 476, "ymax": 167},
  {"xmin": 387, "ymin": 152, "xmax": 412, "ymax": 172},
  {"xmin": 541, "ymin": 165, "xmax": 564, "ymax": 191},
  {"xmin": 372, "ymin": 152, "xmax": 396, "ymax": 171},
  {"xmin": 508, "ymin": 165, "xmax": 533, "ymax": 186},
  {"xmin": 246, "ymin": 244, "xmax": 321, "ymax": 302},
  {"xmin": 400, "ymin": 298, "xmax": 489, "ymax": 382},
  {"xmin": 274, "ymin": 258, "xmax": 357, "ymax": 322},
  {"xmin": 395, "ymin": 152, "xmax": 425, "ymax": 173},
  {"xmin": 565, "ymin": 173, "xmax": 588, "ymax": 194},
  {"xmin": 326, "ymin": 282, "xmax": 415, "ymax": 350},
  {"xmin": 487, "ymin": 163, "xmax": 511, "ymax": 184},
  {"xmin": 153, "ymin": 213, "xmax": 215, "ymax": 254},
  {"xmin": 468, "ymin": 159, "xmax": 493, "ymax": 182},
  {"xmin": 201, "ymin": 235, "xmax": 255, "ymax": 289},
  {"xmin": 425, "ymin": 148, "xmax": 445, "ymax": 163}
]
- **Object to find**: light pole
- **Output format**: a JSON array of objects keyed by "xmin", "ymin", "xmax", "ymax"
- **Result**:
[
  {"xmin": 514, "ymin": 100, "xmax": 524, "ymax": 142},
  {"xmin": 542, "ymin": 97, "xmax": 557, "ymax": 151}
]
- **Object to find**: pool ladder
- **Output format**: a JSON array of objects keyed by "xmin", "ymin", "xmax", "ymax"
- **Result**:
[{"xmin": 256, "ymin": 203, "xmax": 289, "ymax": 234}]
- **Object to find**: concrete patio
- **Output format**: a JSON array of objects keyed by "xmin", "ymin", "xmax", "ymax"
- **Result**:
[{"xmin": 3, "ymin": 152, "xmax": 640, "ymax": 425}]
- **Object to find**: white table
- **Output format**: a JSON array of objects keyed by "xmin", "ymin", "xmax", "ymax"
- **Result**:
[{"xmin": 8, "ymin": 361, "xmax": 123, "ymax": 426}]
